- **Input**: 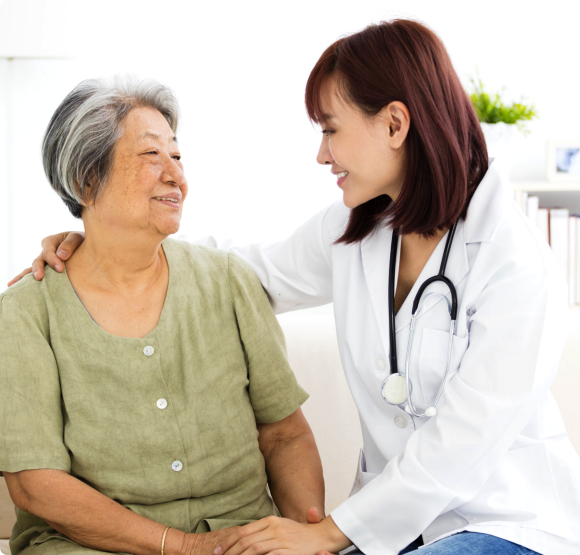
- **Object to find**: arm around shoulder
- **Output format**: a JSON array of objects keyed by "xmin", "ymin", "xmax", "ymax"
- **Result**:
[{"xmin": 226, "ymin": 202, "xmax": 347, "ymax": 313}]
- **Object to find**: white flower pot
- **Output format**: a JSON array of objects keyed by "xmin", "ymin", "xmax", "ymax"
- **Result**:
[{"xmin": 480, "ymin": 122, "xmax": 518, "ymax": 168}]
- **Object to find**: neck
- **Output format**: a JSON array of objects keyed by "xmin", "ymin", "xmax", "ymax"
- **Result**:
[
  {"xmin": 69, "ymin": 221, "xmax": 167, "ymax": 289},
  {"xmin": 399, "ymin": 228, "xmax": 449, "ymax": 267}
]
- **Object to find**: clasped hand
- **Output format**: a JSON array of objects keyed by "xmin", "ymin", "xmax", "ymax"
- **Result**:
[{"xmin": 207, "ymin": 508, "xmax": 343, "ymax": 555}]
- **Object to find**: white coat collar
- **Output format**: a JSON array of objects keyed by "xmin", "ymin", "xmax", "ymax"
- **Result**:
[
  {"xmin": 463, "ymin": 159, "xmax": 514, "ymax": 243},
  {"xmin": 360, "ymin": 159, "xmax": 510, "ymax": 343}
]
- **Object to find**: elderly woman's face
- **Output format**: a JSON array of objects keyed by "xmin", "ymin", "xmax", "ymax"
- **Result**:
[{"xmin": 86, "ymin": 106, "xmax": 187, "ymax": 237}]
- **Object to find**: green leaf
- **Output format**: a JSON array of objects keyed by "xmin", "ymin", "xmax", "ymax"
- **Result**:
[{"xmin": 468, "ymin": 74, "xmax": 537, "ymax": 134}]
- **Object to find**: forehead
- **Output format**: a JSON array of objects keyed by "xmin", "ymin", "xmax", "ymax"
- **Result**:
[
  {"xmin": 120, "ymin": 106, "xmax": 177, "ymax": 142},
  {"xmin": 317, "ymin": 76, "xmax": 350, "ymax": 123}
]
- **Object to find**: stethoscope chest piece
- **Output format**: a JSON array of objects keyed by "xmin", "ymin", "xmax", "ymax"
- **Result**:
[{"xmin": 381, "ymin": 372, "xmax": 409, "ymax": 405}]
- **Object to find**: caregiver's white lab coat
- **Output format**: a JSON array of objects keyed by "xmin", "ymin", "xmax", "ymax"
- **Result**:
[{"xmin": 205, "ymin": 161, "xmax": 580, "ymax": 555}]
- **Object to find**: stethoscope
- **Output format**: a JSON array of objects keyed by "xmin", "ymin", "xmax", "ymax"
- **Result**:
[{"xmin": 381, "ymin": 222, "xmax": 458, "ymax": 418}]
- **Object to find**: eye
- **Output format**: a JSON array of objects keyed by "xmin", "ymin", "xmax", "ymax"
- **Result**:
[
  {"xmin": 322, "ymin": 129, "xmax": 334, "ymax": 137},
  {"xmin": 172, "ymin": 155, "xmax": 181, "ymax": 161}
]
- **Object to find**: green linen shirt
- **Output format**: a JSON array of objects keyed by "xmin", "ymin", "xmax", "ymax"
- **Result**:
[{"xmin": 0, "ymin": 239, "xmax": 308, "ymax": 555}]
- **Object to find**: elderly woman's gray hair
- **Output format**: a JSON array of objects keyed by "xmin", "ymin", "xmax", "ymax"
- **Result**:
[{"xmin": 42, "ymin": 76, "xmax": 180, "ymax": 218}]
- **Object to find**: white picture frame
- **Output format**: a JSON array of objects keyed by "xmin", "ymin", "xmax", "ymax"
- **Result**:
[{"xmin": 547, "ymin": 141, "xmax": 580, "ymax": 182}]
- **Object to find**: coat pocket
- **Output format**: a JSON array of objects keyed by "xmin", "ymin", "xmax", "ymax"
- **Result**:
[
  {"xmin": 417, "ymin": 327, "xmax": 469, "ymax": 408},
  {"xmin": 349, "ymin": 449, "xmax": 380, "ymax": 497}
]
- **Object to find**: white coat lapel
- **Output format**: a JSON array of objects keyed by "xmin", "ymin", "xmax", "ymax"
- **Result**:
[
  {"xmin": 360, "ymin": 225, "xmax": 396, "ymax": 359},
  {"xmin": 394, "ymin": 222, "xmax": 469, "ymax": 333}
]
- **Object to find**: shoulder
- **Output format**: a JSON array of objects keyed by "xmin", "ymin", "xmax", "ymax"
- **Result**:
[
  {"xmin": 320, "ymin": 202, "xmax": 350, "ymax": 247},
  {"xmin": 465, "ymin": 162, "xmax": 561, "ymax": 282},
  {"xmin": 227, "ymin": 251, "xmax": 261, "ymax": 286},
  {"xmin": 488, "ymin": 202, "xmax": 559, "ymax": 279},
  {"xmin": 0, "ymin": 270, "xmax": 55, "ymax": 330},
  {"xmin": 163, "ymin": 237, "xmax": 230, "ymax": 272},
  {"xmin": 466, "ymin": 204, "xmax": 567, "ymax": 316}
]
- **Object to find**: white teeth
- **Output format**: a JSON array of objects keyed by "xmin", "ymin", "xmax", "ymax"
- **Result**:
[
  {"xmin": 154, "ymin": 197, "xmax": 178, "ymax": 202},
  {"xmin": 336, "ymin": 171, "xmax": 349, "ymax": 179}
]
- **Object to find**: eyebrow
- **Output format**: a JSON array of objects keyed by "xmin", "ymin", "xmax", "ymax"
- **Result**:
[{"xmin": 139, "ymin": 132, "xmax": 178, "ymax": 143}]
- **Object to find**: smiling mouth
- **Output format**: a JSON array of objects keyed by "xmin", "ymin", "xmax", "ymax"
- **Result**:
[
  {"xmin": 153, "ymin": 197, "xmax": 179, "ymax": 203},
  {"xmin": 336, "ymin": 171, "xmax": 349, "ymax": 179}
]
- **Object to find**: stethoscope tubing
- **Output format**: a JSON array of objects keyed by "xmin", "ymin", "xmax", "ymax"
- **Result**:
[{"xmin": 385, "ymin": 222, "xmax": 458, "ymax": 417}]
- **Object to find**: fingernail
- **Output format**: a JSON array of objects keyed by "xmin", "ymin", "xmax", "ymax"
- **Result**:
[
  {"xmin": 55, "ymin": 264, "xmax": 62, "ymax": 271},
  {"xmin": 213, "ymin": 548, "xmax": 222, "ymax": 555},
  {"xmin": 34, "ymin": 271, "xmax": 39, "ymax": 280},
  {"xmin": 57, "ymin": 250, "xmax": 67, "ymax": 258}
]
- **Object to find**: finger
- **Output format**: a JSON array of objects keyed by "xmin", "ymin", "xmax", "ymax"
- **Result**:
[
  {"xmin": 219, "ymin": 521, "xmax": 276, "ymax": 555},
  {"xmin": 211, "ymin": 527, "xmax": 245, "ymax": 555},
  {"xmin": 55, "ymin": 232, "xmax": 84, "ymax": 260},
  {"xmin": 306, "ymin": 507, "xmax": 322, "ymax": 524},
  {"xmin": 237, "ymin": 540, "xmax": 291, "ymax": 555},
  {"xmin": 7, "ymin": 267, "xmax": 33, "ymax": 287},
  {"xmin": 35, "ymin": 245, "xmax": 65, "ymax": 274}
]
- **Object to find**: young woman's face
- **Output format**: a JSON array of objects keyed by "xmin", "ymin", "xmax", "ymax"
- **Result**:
[{"xmin": 316, "ymin": 76, "xmax": 409, "ymax": 209}]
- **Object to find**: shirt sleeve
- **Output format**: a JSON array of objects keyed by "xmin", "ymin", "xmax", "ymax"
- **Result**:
[
  {"xmin": 227, "ymin": 252, "xmax": 309, "ymax": 424},
  {"xmin": 192, "ymin": 202, "xmax": 346, "ymax": 314},
  {"xmin": 0, "ymin": 292, "xmax": 71, "ymax": 475},
  {"xmin": 330, "ymin": 262, "xmax": 569, "ymax": 555}
]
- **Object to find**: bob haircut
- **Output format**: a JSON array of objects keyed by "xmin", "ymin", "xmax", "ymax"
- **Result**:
[
  {"xmin": 42, "ymin": 75, "xmax": 180, "ymax": 219},
  {"xmin": 305, "ymin": 19, "xmax": 488, "ymax": 243}
]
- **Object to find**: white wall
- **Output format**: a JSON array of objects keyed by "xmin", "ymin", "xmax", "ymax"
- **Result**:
[{"xmin": 0, "ymin": 0, "xmax": 579, "ymax": 288}]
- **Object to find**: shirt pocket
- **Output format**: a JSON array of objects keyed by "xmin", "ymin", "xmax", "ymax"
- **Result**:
[{"xmin": 417, "ymin": 327, "xmax": 469, "ymax": 407}]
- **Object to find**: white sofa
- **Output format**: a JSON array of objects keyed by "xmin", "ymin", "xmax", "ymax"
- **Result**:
[{"xmin": 1, "ymin": 313, "xmax": 578, "ymax": 555}]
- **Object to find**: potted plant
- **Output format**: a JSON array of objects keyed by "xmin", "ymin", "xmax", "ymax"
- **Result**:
[{"xmin": 469, "ymin": 76, "xmax": 537, "ymax": 160}]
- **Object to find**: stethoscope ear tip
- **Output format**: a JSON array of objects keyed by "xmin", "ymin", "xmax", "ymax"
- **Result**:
[
  {"xmin": 404, "ymin": 404, "xmax": 412, "ymax": 414},
  {"xmin": 425, "ymin": 407, "xmax": 437, "ymax": 417}
]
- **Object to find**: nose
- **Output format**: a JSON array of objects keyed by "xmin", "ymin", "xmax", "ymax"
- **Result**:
[
  {"xmin": 316, "ymin": 136, "xmax": 334, "ymax": 166},
  {"xmin": 161, "ymin": 154, "xmax": 185, "ymax": 187}
]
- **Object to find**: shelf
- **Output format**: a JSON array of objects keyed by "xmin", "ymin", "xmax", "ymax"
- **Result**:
[{"xmin": 512, "ymin": 181, "xmax": 580, "ymax": 193}]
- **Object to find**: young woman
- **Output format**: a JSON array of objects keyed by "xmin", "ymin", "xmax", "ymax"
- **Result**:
[{"xmin": 12, "ymin": 19, "xmax": 580, "ymax": 555}]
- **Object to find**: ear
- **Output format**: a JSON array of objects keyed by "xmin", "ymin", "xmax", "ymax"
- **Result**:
[
  {"xmin": 378, "ymin": 101, "xmax": 410, "ymax": 149},
  {"xmin": 74, "ymin": 179, "xmax": 91, "ymax": 208}
]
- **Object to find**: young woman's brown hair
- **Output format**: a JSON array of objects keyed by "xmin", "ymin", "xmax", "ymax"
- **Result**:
[{"xmin": 305, "ymin": 19, "xmax": 488, "ymax": 244}]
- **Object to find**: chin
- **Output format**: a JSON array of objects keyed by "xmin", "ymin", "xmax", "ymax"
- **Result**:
[
  {"xmin": 157, "ymin": 217, "xmax": 181, "ymax": 236},
  {"xmin": 342, "ymin": 192, "xmax": 368, "ymax": 210}
]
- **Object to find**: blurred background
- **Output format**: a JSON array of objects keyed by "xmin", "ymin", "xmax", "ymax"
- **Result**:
[{"xmin": 0, "ymin": 0, "xmax": 579, "ymax": 289}]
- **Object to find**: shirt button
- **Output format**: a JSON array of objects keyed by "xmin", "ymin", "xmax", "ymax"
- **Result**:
[
  {"xmin": 143, "ymin": 346, "xmax": 155, "ymax": 357},
  {"xmin": 395, "ymin": 416, "xmax": 408, "ymax": 429},
  {"xmin": 157, "ymin": 398, "xmax": 168, "ymax": 410},
  {"xmin": 172, "ymin": 460, "xmax": 183, "ymax": 472},
  {"xmin": 375, "ymin": 357, "xmax": 386, "ymax": 372}
]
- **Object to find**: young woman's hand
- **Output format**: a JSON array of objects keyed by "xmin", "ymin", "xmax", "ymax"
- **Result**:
[
  {"xmin": 7, "ymin": 231, "xmax": 85, "ymax": 286},
  {"xmin": 218, "ymin": 514, "xmax": 350, "ymax": 555}
]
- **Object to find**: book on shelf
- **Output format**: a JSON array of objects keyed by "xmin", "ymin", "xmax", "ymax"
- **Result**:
[
  {"xmin": 569, "ymin": 216, "xmax": 577, "ymax": 306},
  {"xmin": 520, "ymin": 196, "xmax": 580, "ymax": 306},
  {"xmin": 537, "ymin": 208, "xmax": 549, "ymax": 244}
]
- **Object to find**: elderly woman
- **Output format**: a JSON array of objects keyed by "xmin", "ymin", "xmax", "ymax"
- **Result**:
[{"xmin": 0, "ymin": 77, "xmax": 324, "ymax": 555}]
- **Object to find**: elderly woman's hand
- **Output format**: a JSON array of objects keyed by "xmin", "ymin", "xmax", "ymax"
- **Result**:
[
  {"xmin": 7, "ymin": 230, "xmax": 84, "ymax": 286},
  {"xmin": 182, "ymin": 528, "xmax": 243, "ymax": 555}
]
